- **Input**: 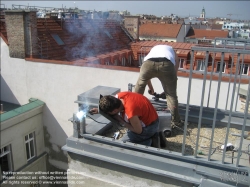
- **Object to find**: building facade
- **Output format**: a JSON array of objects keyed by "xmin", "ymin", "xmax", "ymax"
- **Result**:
[
  {"xmin": 0, "ymin": 99, "xmax": 47, "ymax": 186},
  {"xmin": 223, "ymin": 22, "xmax": 245, "ymax": 30}
]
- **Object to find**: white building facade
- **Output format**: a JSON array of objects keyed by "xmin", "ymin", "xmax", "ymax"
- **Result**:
[
  {"xmin": 0, "ymin": 98, "xmax": 47, "ymax": 186},
  {"xmin": 223, "ymin": 22, "xmax": 245, "ymax": 30}
]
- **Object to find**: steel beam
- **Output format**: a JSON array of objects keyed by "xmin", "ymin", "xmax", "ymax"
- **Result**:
[{"xmin": 62, "ymin": 135, "xmax": 249, "ymax": 187}]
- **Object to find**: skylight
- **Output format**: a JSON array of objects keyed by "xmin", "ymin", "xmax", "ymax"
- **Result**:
[
  {"xmin": 51, "ymin": 34, "xmax": 65, "ymax": 45},
  {"xmin": 104, "ymin": 30, "xmax": 113, "ymax": 39}
]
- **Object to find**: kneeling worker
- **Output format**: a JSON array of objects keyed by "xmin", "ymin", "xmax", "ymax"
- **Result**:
[{"xmin": 90, "ymin": 91, "xmax": 161, "ymax": 147}]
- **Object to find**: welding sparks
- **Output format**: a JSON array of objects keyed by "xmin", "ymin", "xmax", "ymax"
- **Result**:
[
  {"xmin": 76, "ymin": 104, "xmax": 89, "ymax": 120},
  {"xmin": 76, "ymin": 110, "xmax": 86, "ymax": 120}
]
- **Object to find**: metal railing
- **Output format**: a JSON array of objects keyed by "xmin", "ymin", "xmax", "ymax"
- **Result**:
[
  {"xmin": 183, "ymin": 41, "xmax": 250, "ymax": 168},
  {"xmin": 11, "ymin": 4, "xmax": 58, "ymax": 11},
  {"xmin": 214, "ymin": 38, "xmax": 250, "ymax": 111},
  {"xmin": 139, "ymin": 39, "xmax": 250, "ymax": 169}
]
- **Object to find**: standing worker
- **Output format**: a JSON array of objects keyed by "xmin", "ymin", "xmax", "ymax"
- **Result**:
[{"xmin": 134, "ymin": 45, "xmax": 182, "ymax": 127}]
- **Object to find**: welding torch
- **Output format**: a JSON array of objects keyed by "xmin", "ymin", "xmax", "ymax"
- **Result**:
[{"xmin": 88, "ymin": 108, "xmax": 98, "ymax": 115}]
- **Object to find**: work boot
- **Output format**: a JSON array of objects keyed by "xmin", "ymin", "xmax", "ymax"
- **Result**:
[
  {"xmin": 151, "ymin": 132, "xmax": 160, "ymax": 148},
  {"xmin": 159, "ymin": 131, "xmax": 167, "ymax": 148},
  {"xmin": 159, "ymin": 92, "xmax": 166, "ymax": 99}
]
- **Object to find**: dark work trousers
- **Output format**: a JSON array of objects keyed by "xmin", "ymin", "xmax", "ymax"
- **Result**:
[
  {"xmin": 134, "ymin": 58, "xmax": 181, "ymax": 123},
  {"xmin": 121, "ymin": 118, "xmax": 159, "ymax": 146}
]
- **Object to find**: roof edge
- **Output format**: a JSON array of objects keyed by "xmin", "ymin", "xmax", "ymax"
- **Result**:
[{"xmin": 0, "ymin": 98, "xmax": 45, "ymax": 122}]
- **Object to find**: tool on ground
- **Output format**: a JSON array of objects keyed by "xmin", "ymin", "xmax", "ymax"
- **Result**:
[
  {"xmin": 148, "ymin": 90, "xmax": 166, "ymax": 101},
  {"xmin": 113, "ymin": 131, "xmax": 120, "ymax": 140},
  {"xmin": 220, "ymin": 143, "xmax": 235, "ymax": 151}
]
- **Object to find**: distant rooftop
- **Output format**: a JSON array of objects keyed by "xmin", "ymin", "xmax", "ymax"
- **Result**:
[
  {"xmin": 0, "ymin": 98, "xmax": 44, "ymax": 122},
  {"xmin": 0, "ymin": 100, "xmax": 20, "ymax": 113}
]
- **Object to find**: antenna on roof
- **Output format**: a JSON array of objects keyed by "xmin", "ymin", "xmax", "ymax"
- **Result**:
[{"xmin": 0, "ymin": 104, "xmax": 3, "ymax": 114}]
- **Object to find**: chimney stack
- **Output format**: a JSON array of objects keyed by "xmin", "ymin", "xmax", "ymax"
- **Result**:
[
  {"xmin": 124, "ymin": 16, "xmax": 140, "ymax": 40},
  {"xmin": 5, "ymin": 10, "xmax": 38, "ymax": 58}
]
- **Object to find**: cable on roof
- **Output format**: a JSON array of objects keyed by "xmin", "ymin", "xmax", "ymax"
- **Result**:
[{"xmin": 86, "ymin": 114, "xmax": 108, "ymax": 124}]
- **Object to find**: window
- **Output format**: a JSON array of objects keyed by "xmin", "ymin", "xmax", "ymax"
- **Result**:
[
  {"xmin": 216, "ymin": 62, "xmax": 225, "ymax": 73},
  {"xmin": 25, "ymin": 132, "xmax": 36, "ymax": 161},
  {"xmin": 196, "ymin": 60, "xmax": 205, "ymax": 71},
  {"xmin": 239, "ymin": 64, "xmax": 249, "ymax": 75},
  {"xmin": 0, "ymin": 145, "xmax": 12, "ymax": 174},
  {"xmin": 51, "ymin": 34, "xmax": 65, "ymax": 45},
  {"xmin": 179, "ymin": 58, "xmax": 185, "ymax": 69},
  {"xmin": 104, "ymin": 30, "xmax": 113, "ymax": 39}
]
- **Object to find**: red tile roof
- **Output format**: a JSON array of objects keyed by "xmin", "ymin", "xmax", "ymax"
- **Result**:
[
  {"xmin": 214, "ymin": 53, "xmax": 230, "ymax": 61},
  {"xmin": 1, "ymin": 11, "xmax": 250, "ymax": 71},
  {"xmin": 139, "ymin": 23, "xmax": 182, "ymax": 38},
  {"xmin": 186, "ymin": 28, "xmax": 229, "ymax": 39},
  {"xmin": 211, "ymin": 24, "xmax": 223, "ymax": 30},
  {"xmin": 234, "ymin": 54, "xmax": 250, "ymax": 63},
  {"xmin": 131, "ymin": 41, "xmax": 195, "ymax": 60},
  {"xmin": 0, "ymin": 12, "xmax": 135, "ymax": 66},
  {"xmin": 36, "ymin": 18, "xmax": 133, "ymax": 61},
  {"xmin": 135, "ymin": 41, "xmax": 194, "ymax": 50}
]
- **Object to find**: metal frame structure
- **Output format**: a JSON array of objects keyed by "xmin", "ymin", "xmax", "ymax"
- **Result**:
[{"xmin": 63, "ymin": 39, "xmax": 250, "ymax": 186}]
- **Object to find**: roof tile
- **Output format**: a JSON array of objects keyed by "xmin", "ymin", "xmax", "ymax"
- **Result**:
[
  {"xmin": 186, "ymin": 28, "xmax": 229, "ymax": 39},
  {"xmin": 139, "ymin": 23, "xmax": 182, "ymax": 38}
]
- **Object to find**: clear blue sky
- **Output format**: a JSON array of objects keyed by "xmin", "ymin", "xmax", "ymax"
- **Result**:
[{"xmin": 1, "ymin": 1, "xmax": 250, "ymax": 20}]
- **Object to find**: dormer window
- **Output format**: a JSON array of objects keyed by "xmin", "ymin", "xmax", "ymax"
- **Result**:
[
  {"xmin": 216, "ymin": 62, "xmax": 225, "ymax": 73},
  {"xmin": 196, "ymin": 60, "xmax": 205, "ymax": 71},
  {"xmin": 239, "ymin": 64, "xmax": 249, "ymax": 75},
  {"xmin": 179, "ymin": 58, "xmax": 185, "ymax": 69}
]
